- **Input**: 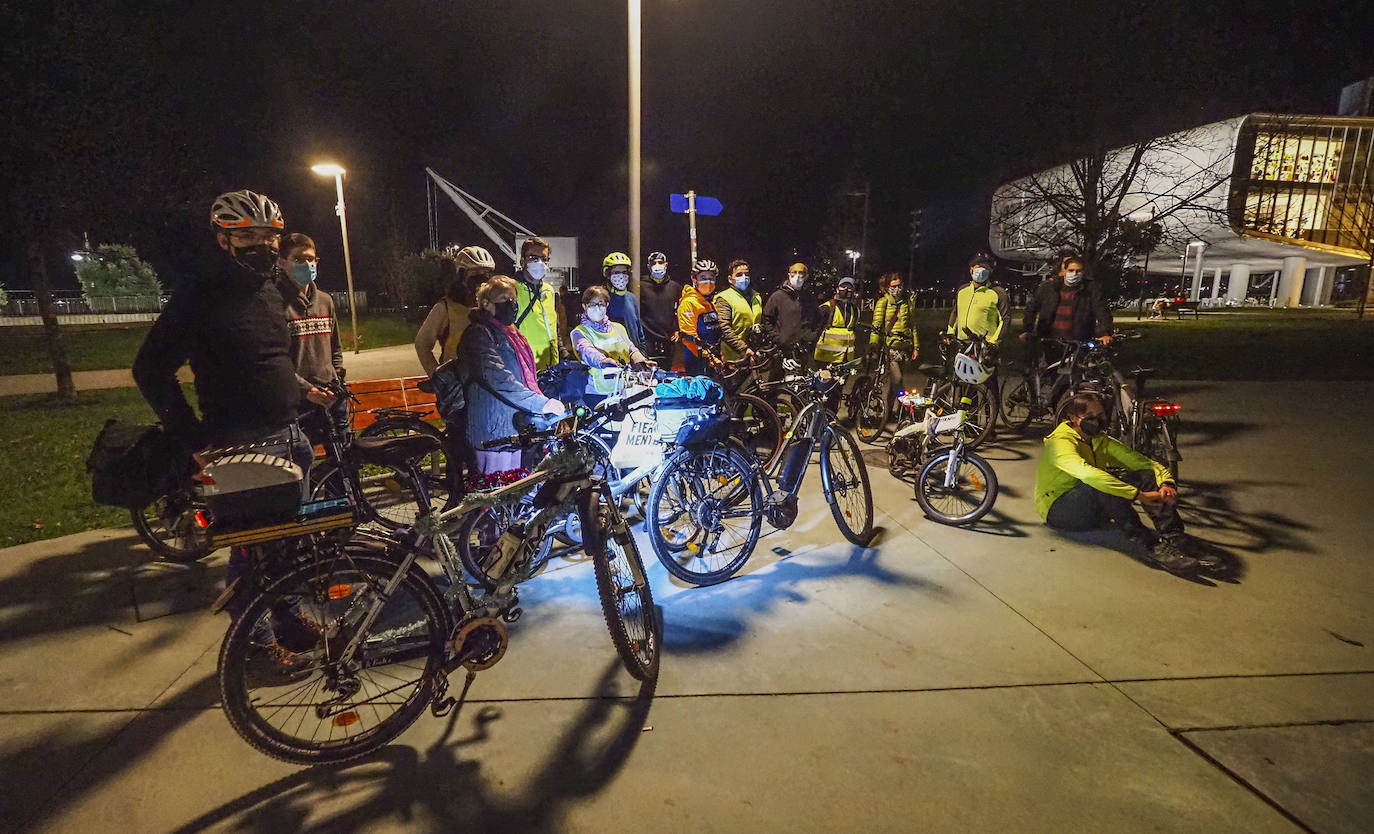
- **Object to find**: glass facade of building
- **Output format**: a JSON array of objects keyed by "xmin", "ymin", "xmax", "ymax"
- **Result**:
[{"xmin": 1230, "ymin": 115, "xmax": 1374, "ymax": 256}]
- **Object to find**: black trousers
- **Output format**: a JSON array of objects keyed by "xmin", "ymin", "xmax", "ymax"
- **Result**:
[
  {"xmin": 644, "ymin": 333, "xmax": 675, "ymax": 366},
  {"xmin": 1046, "ymin": 469, "xmax": 1184, "ymax": 540}
]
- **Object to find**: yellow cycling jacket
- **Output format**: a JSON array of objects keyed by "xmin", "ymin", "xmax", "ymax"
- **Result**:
[
  {"xmin": 947, "ymin": 283, "xmax": 1005, "ymax": 344},
  {"xmin": 1034, "ymin": 420, "xmax": 1175, "ymax": 521}
]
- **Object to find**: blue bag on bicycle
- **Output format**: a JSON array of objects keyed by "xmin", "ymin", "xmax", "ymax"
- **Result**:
[{"xmin": 653, "ymin": 376, "xmax": 723, "ymax": 408}]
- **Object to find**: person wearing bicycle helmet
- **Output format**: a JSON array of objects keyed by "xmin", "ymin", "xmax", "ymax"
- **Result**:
[
  {"xmin": 1035, "ymin": 393, "xmax": 1220, "ymax": 577},
  {"xmin": 513, "ymin": 237, "xmax": 563, "ymax": 370},
  {"xmin": 948, "ymin": 253, "xmax": 1007, "ymax": 344},
  {"xmin": 275, "ymin": 232, "xmax": 347, "ymax": 446},
  {"xmin": 713, "ymin": 258, "xmax": 764, "ymax": 364},
  {"xmin": 677, "ymin": 259, "xmax": 721, "ymax": 375},
  {"xmin": 640, "ymin": 250, "xmax": 681, "ymax": 364},
  {"xmin": 572, "ymin": 285, "xmax": 652, "ymax": 403},
  {"xmin": 602, "ymin": 251, "xmax": 645, "ymax": 349},
  {"xmin": 414, "ymin": 245, "xmax": 496, "ymax": 377},
  {"xmin": 814, "ymin": 276, "xmax": 858, "ymax": 365},
  {"xmin": 134, "ymin": 190, "xmax": 314, "ymax": 681}
]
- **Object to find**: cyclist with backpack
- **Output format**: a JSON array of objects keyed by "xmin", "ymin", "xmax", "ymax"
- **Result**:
[
  {"xmin": 414, "ymin": 245, "xmax": 496, "ymax": 377},
  {"xmin": 677, "ymin": 259, "xmax": 721, "ymax": 376}
]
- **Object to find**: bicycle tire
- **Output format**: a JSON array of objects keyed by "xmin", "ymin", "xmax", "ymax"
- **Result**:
[
  {"xmin": 580, "ymin": 486, "xmax": 660, "ymax": 681},
  {"xmin": 725, "ymin": 393, "xmax": 784, "ymax": 470},
  {"xmin": 309, "ymin": 458, "xmax": 431, "ymax": 531},
  {"xmin": 645, "ymin": 443, "xmax": 761, "ymax": 586},
  {"xmin": 998, "ymin": 373, "xmax": 1035, "ymax": 432},
  {"xmin": 1144, "ymin": 418, "xmax": 1182, "ymax": 481},
  {"xmin": 130, "ymin": 492, "xmax": 212, "ymax": 563},
  {"xmin": 855, "ymin": 377, "xmax": 891, "ymax": 445},
  {"xmin": 359, "ymin": 417, "xmax": 451, "ymax": 507},
  {"xmin": 217, "ymin": 547, "xmax": 447, "ymax": 765},
  {"xmin": 914, "ymin": 449, "xmax": 998, "ymax": 526},
  {"xmin": 944, "ymin": 381, "xmax": 996, "ymax": 449},
  {"xmin": 455, "ymin": 503, "xmax": 554, "ymax": 590},
  {"xmin": 820, "ymin": 426, "xmax": 874, "ymax": 545}
]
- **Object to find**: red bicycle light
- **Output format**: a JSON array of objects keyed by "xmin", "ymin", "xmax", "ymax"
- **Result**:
[
  {"xmin": 194, "ymin": 510, "xmax": 211, "ymax": 529},
  {"xmin": 1150, "ymin": 402, "xmax": 1182, "ymax": 417}
]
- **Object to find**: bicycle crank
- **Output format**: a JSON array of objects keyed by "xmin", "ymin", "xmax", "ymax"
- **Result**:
[
  {"xmin": 763, "ymin": 491, "xmax": 799, "ymax": 529},
  {"xmin": 449, "ymin": 617, "xmax": 508, "ymax": 672}
]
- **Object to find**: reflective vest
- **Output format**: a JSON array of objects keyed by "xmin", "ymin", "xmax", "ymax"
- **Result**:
[
  {"xmin": 516, "ymin": 280, "xmax": 561, "ymax": 370},
  {"xmin": 574, "ymin": 321, "xmax": 636, "ymax": 394},
  {"xmin": 715, "ymin": 287, "xmax": 762, "ymax": 362},
  {"xmin": 814, "ymin": 302, "xmax": 856, "ymax": 363}
]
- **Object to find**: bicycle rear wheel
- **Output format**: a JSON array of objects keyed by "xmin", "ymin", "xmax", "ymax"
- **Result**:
[
  {"xmin": 914, "ymin": 449, "xmax": 998, "ymax": 525},
  {"xmin": 821, "ymin": 426, "xmax": 874, "ymax": 545},
  {"xmin": 998, "ymin": 372, "xmax": 1035, "ymax": 432},
  {"xmin": 580, "ymin": 487, "xmax": 660, "ymax": 681},
  {"xmin": 941, "ymin": 382, "xmax": 996, "ymax": 449},
  {"xmin": 725, "ymin": 393, "xmax": 784, "ymax": 470},
  {"xmin": 455, "ymin": 502, "xmax": 554, "ymax": 589},
  {"xmin": 855, "ymin": 376, "xmax": 891, "ymax": 445},
  {"xmin": 359, "ymin": 417, "xmax": 451, "ymax": 508},
  {"xmin": 130, "ymin": 490, "xmax": 212, "ymax": 563},
  {"xmin": 645, "ymin": 443, "xmax": 761, "ymax": 585},
  {"xmin": 310, "ymin": 459, "xmax": 434, "ymax": 530},
  {"xmin": 217, "ymin": 546, "xmax": 447, "ymax": 765}
]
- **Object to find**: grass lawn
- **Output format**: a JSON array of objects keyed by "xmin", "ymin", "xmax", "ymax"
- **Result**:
[
  {"xmin": 906, "ymin": 307, "xmax": 1374, "ymax": 380},
  {"xmin": 0, "ymin": 387, "xmax": 168, "ymax": 547},
  {"xmin": 0, "ymin": 312, "xmax": 416, "ymax": 376}
]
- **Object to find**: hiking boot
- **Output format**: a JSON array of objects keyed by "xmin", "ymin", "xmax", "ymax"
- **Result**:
[
  {"xmin": 1148, "ymin": 537, "xmax": 1199, "ymax": 576},
  {"xmin": 245, "ymin": 641, "xmax": 315, "ymax": 688},
  {"xmin": 1164, "ymin": 534, "xmax": 1226, "ymax": 573}
]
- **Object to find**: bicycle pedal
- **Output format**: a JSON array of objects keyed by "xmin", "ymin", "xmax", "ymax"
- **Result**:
[
  {"xmin": 431, "ymin": 696, "xmax": 457, "ymax": 717},
  {"xmin": 502, "ymin": 607, "xmax": 522, "ymax": 624}
]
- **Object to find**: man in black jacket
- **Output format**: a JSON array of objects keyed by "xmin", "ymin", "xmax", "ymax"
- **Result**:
[
  {"xmin": 1020, "ymin": 255, "xmax": 1114, "ymax": 360},
  {"xmin": 134, "ymin": 189, "xmax": 312, "ymax": 680},
  {"xmin": 639, "ymin": 250, "xmax": 683, "ymax": 365},
  {"xmin": 761, "ymin": 261, "xmax": 821, "ymax": 375}
]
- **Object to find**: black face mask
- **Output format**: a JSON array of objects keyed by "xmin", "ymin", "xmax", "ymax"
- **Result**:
[
  {"xmin": 493, "ymin": 299, "xmax": 519, "ymax": 325},
  {"xmin": 1078, "ymin": 416, "xmax": 1105, "ymax": 437},
  {"xmin": 230, "ymin": 243, "xmax": 279, "ymax": 278}
]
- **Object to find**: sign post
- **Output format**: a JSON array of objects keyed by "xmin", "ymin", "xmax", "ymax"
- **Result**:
[{"xmin": 670, "ymin": 191, "xmax": 723, "ymax": 265}]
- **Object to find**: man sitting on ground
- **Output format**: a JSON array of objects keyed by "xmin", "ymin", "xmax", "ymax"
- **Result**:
[{"xmin": 1034, "ymin": 393, "xmax": 1219, "ymax": 576}]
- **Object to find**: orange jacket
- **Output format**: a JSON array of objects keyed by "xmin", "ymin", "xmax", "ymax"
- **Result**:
[{"xmin": 677, "ymin": 285, "xmax": 715, "ymax": 356}]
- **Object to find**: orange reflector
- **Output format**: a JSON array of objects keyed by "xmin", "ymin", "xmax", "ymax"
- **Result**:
[
  {"xmin": 327, "ymin": 584, "xmax": 354, "ymax": 600},
  {"xmin": 970, "ymin": 474, "xmax": 984, "ymax": 490},
  {"xmin": 194, "ymin": 510, "xmax": 211, "ymax": 529},
  {"xmin": 333, "ymin": 711, "xmax": 360, "ymax": 727}
]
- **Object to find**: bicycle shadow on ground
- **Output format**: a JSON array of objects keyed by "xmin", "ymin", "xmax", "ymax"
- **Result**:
[
  {"xmin": 166, "ymin": 660, "xmax": 656, "ymax": 834},
  {"xmin": 1176, "ymin": 419, "xmax": 1262, "ymax": 446},
  {"xmin": 0, "ymin": 531, "xmax": 224, "ymax": 651},
  {"xmin": 1047, "ymin": 529, "xmax": 1231, "ymax": 587},
  {"xmin": 659, "ymin": 543, "xmax": 954, "ymax": 655}
]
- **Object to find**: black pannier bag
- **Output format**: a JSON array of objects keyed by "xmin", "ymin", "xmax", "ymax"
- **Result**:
[
  {"xmin": 429, "ymin": 357, "xmax": 466, "ymax": 422},
  {"xmin": 86, "ymin": 420, "xmax": 185, "ymax": 508},
  {"xmin": 537, "ymin": 360, "xmax": 591, "ymax": 404}
]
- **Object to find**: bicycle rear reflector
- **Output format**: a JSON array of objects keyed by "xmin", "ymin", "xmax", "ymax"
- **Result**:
[
  {"xmin": 1150, "ymin": 403, "xmax": 1182, "ymax": 417},
  {"xmin": 333, "ymin": 711, "xmax": 360, "ymax": 727},
  {"xmin": 194, "ymin": 510, "xmax": 211, "ymax": 529},
  {"xmin": 328, "ymin": 584, "xmax": 354, "ymax": 600}
]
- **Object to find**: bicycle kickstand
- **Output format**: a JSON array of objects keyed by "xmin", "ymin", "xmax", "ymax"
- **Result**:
[{"xmin": 431, "ymin": 668, "xmax": 478, "ymax": 718}]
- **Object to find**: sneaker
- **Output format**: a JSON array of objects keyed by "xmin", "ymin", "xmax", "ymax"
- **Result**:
[
  {"xmin": 1148, "ymin": 538, "xmax": 1200, "ymax": 576},
  {"xmin": 245, "ymin": 641, "xmax": 314, "ymax": 688},
  {"xmin": 1164, "ymin": 534, "xmax": 1226, "ymax": 573}
]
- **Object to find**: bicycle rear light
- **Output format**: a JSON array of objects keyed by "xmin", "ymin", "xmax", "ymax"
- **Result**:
[{"xmin": 1150, "ymin": 402, "xmax": 1182, "ymax": 417}]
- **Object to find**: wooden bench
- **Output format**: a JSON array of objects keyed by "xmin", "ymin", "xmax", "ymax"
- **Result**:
[
  {"xmin": 347, "ymin": 376, "xmax": 440, "ymax": 432},
  {"xmin": 1171, "ymin": 300, "xmax": 1201, "ymax": 320}
]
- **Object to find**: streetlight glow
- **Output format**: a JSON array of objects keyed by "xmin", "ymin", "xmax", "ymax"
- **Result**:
[
  {"xmin": 310, "ymin": 162, "xmax": 360, "ymax": 353},
  {"xmin": 311, "ymin": 163, "xmax": 346, "ymax": 177}
]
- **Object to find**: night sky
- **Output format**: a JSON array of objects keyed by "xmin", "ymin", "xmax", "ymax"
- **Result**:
[{"xmin": 6, "ymin": 0, "xmax": 1371, "ymax": 295}]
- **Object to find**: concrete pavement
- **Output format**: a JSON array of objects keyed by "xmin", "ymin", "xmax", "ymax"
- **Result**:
[
  {"xmin": 1, "ymin": 381, "xmax": 1371, "ymax": 832},
  {"xmin": 0, "ymin": 344, "xmax": 425, "ymax": 396}
]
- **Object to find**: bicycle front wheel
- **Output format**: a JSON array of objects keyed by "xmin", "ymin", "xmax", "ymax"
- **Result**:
[
  {"xmin": 725, "ymin": 393, "xmax": 784, "ymax": 470},
  {"xmin": 217, "ymin": 546, "xmax": 447, "ymax": 765},
  {"xmin": 645, "ymin": 444, "xmax": 762, "ymax": 585},
  {"xmin": 914, "ymin": 448, "xmax": 998, "ymax": 526},
  {"xmin": 998, "ymin": 372, "xmax": 1034, "ymax": 432},
  {"xmin": 580, "ymin": 487, "xmax": 660, "ymax": 681},
  {"xmin": 855, "ymin": 377, "xmax": 891, "ymax": 445},
  {"xmin": 821, "ymin": 427, "xmax": 874, "ymax": 545},
  {"xmin": 945, "ymin": 382, "xmax": 997, "ymax": 449}
]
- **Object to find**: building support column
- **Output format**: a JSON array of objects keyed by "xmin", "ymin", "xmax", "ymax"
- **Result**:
[
  {"xmin": 1209, "ymin": 267, "xmax": 1223, "ymax": 301},
  {"xmin": 1304, "ymin": 266, "xmax": 1328, "ymax": 306},
  {"xmin": 1277, "ymin": 256, "xmax": 1308, "ymax": 308},
  {"xmin": 1189, "ymin": 246, "xmax": 1208, "ymax": 301},
  {"xmin": 1227, "ymin": 264, "xmax": 1251, "ymax": 304}
]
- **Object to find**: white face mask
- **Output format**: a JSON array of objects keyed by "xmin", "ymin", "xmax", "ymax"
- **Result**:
[
  {"xmin": 972, "ymin": 267, "xmax": 990, "ymax": 285},
  {"xmin": 787, "ymin": 274, "xmax": 805, "ymax": 290},
  {"xmin": 609, "ymin": 272, "xmax": 630, "ymax": 290},
  {"xmin": 650, "ymin": 264, "xmax": 667, "ymax": 279},
  {"xmin": 525, "ymin": 259, "xmax": 547, "ymax": 282},
  {"xmin": 888, "ymin": 285, "xmax": 903, "ymax": 297},
  {"xmin": 586, "ymin": 304, "xmax": 608, "ymax": 322},
  {"xmin": 1063, "ymin": 270, "xmax": 1083, "ymax": 286}
]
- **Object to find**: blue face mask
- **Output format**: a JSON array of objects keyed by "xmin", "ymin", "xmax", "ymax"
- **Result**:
[
  {"xmin": 732, "ymin": 276, "xmax": 750, "ymax": 292},
  {"xmin": 291, "ymin": 261, "xmax": 317, "ymax": 287}
]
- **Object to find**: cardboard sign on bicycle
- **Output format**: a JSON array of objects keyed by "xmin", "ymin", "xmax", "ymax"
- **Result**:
[
  {"xmin": 926, "ymin": 410, "xmax": 965, "ymax": 436},
  {"xmin": 609, "ymin": 407, "xmax": 664, "ymax": 470}
]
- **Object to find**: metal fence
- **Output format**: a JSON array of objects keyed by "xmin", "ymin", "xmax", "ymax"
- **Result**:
[{"xmin": 1, "ymin": 292, "xmax": 166, "ymax": 316}]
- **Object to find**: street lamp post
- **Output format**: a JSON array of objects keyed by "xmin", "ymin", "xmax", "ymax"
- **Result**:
[
  {"xmin": 311, "ymin": 163, "xmax": 360, "ymax": 354},
  {"xmin": 845, "ymin": 249, "xmax": 860, "ymax": 297},
  {"xmin": 628, "ymin": 0, "xmax": 642, "ymax": 303}
]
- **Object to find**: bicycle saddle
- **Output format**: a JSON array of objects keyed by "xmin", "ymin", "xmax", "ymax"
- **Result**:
[
  {"xmin": 1130, "ymin": 367, "xmax": 1156, "ymax": 394},
  {"xmin": 351, "ymin": 433, "xmax": 441, "ymax": 466}
]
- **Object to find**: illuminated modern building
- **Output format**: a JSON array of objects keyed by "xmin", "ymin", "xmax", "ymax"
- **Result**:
[{"xmin": 990, "ymin": 113, "xmax": 1374, "ymax": 306}]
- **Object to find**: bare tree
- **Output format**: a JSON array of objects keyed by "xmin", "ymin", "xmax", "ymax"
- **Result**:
[{"xmin": 991, "ymin": 124, "xmax": 1237, "ymax": 287}]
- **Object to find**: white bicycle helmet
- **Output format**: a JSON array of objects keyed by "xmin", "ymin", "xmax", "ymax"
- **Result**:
[
  {"xmin": 453, "ymin": 245, "xmax": 496, "ymax": 273},
  {"xmin": 693, "ymin": 258, "xmax": 718, "ymax": 277},
  {"xmin": 210, "ymin": 190, "xmax": 284, "ymax": 231},
  {"xmin": 952, "ymin": 350, "xmax": 993, "ymax": 384}
]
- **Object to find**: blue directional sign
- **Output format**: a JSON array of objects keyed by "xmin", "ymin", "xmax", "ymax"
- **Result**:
[{"xmin": 669, "ymin": 193, "xmax": 723, "ymax": 216}]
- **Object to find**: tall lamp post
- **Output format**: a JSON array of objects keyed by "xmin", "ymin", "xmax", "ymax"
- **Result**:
[
  {"xmin": 311, "ymin": 163, "xmax": 360, "ymax": 354},
  {"xmin": 628, "ymin": 0, "xmax": 642, "ymax": 302}
]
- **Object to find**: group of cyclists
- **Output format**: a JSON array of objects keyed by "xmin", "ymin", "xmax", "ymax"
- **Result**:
[{"xmin": 126, "ymin": 187, "xmax": 1216, "ymax": 676}]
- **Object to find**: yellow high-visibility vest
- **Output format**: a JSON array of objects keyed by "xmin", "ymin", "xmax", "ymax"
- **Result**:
[{"xmin": 814, "ymin": 302, "xmax": 856, "ymax": 363}]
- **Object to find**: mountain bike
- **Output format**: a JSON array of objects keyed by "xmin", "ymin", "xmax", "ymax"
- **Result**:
[
  {"xmin": 216, "ymin": 394, "xmax": 660, "ymax": 765},
  {"xmin": 644, "ymin": 360, "xmax": 873, "ymax": 585},
  {"xmin": 998, "ymin": 337, "xmax": 1080, "ymax": 432},
  {"xmin": 852, "ymin": 325, "xmax": 913, "ymax": 446}
]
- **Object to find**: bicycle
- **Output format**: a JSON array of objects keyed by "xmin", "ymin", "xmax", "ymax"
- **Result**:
[
  {"xmin": 644, "ymin": 360, "xmax": 874, "ymax": 585},
  {"xmin": 216, "ymin": 393, "xmax": 661, "ymax": 765},
  {"xmin": 702, "ymin": 346, "xmax": 786, "ymax": 469},
  {"xmin": 916, "ymin": 331, "xmax": 998, "ymax": 449},
  {"xmin": 911, "ymin": 408, "xmax": 999, "ymax": 526},
  {"xmin": 998, "ymin": 337, "xmax": 1081, "ymax": 433},
  {"xmin": 851, "ymin": 323, "xmax": 913, "ymax": 446}
]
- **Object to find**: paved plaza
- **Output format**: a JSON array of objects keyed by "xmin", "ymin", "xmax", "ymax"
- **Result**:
[{"xmin": 1, "ymin": 380, "xmax": 1371, "ymax": 833}]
